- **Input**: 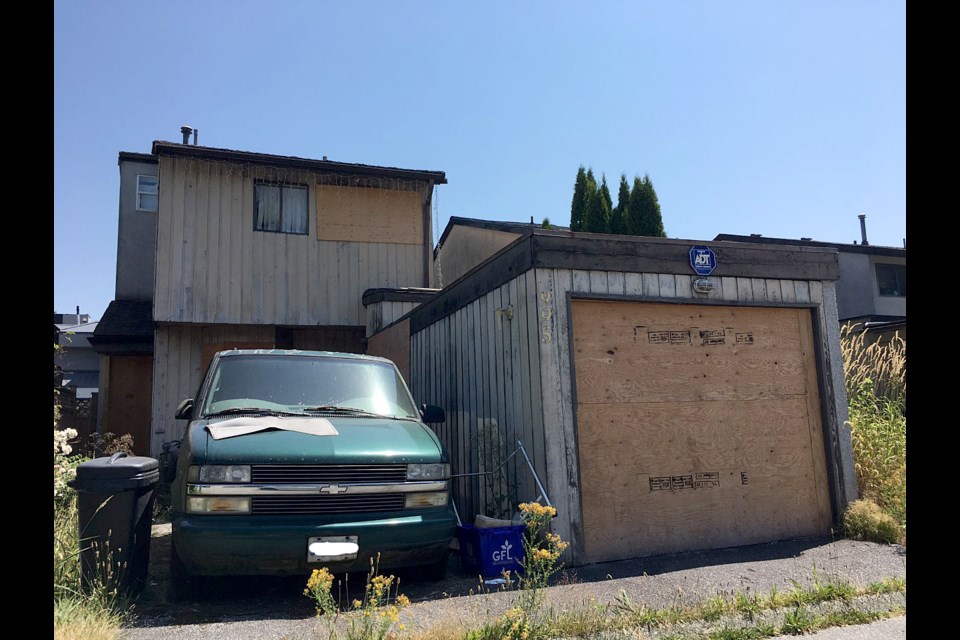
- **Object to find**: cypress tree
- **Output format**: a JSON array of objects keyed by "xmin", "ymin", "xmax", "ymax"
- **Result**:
[
  {"xmin": 570, "ymin": 166, "xmax": 588, "ymax": 232},
  {"xmin": 609, "ymin": 173, "xmax": 630, "ymax": 235},
  {"xmin": 626, "ymin": 175, "xmax": 645, "ymax": 235},
  {"xmin": 599, "ymin": 174, "xmax": 613, "ymax": 233},
  {"xmin": 582, "ymin": 180, "xmax": 609, "ymax": 233},
  {"xmin": 637, "ymin": 173, "xmax": 666, "ymax": 237}
]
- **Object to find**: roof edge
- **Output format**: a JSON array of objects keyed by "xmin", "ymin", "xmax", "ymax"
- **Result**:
[{"xmin": 151, "ymin": 141, "xmax": 447, "ymax": 184}]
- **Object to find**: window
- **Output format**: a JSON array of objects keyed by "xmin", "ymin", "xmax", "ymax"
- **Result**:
[
  {"xmin": 254, "ymin": 182, "xmax": 308, "ymax": 234},
  {"xmin": 876, "ymin": 263, "xmax": 906, "ymax": 297},
  {"xmin": 136, "ymin": 175, "xmax": 158, "ymax": 211}
]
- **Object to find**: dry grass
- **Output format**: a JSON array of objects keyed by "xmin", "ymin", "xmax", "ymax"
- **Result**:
[
  {"xmin": 53, "ymin": 597, "xmax": 125, "ymax": 640},
  {"xmin": 840, "ymin": 324, "xmax": 905, "ymax": 404},
  {"xmin": 840, "ymin": 324, "xmax": 906, "ymax": 540},
  {"xmin": 843, "ymin": 499, "xmax": 901, "ymax": 544}
]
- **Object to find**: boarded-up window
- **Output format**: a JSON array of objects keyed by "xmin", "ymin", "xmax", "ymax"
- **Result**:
[{"xmin": 255, "ymin": 182, "xmax": 308, "ymax": 234}]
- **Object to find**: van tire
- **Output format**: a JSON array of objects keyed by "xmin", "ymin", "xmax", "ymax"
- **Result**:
[{"xmin": 423, "ymin": 551, "xmax": 449, "ymax": 582}]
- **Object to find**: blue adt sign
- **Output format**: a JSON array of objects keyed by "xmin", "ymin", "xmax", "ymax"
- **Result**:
[{"xmin": 689, "ymin": 245, "xmax": 717, "ymax": 276}]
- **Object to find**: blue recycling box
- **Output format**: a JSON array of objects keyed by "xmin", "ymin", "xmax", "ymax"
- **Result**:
[{"xmin": 457, "ymin": 523, "xmax": 526, "ymax": 577}]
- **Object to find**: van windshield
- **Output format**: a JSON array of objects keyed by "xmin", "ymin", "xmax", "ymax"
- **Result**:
[{"xmin": 201, "ymin": 355, "xmax": 420, "ymax": 419}]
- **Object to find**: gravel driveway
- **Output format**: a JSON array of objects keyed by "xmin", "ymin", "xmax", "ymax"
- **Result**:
[{"xmin": 122, "ymin": 524, "xmax": 906, "ymax": 640}]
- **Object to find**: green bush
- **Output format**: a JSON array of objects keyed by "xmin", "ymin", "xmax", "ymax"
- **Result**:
[{"xmin": 842, "ymin": 499, "xmax": 901, "ymax": 544}]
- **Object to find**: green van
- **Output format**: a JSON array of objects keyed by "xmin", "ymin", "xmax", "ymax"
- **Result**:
[{"xmin": 168, "ymin": 349, "xmax": 456, "ymax": 595}]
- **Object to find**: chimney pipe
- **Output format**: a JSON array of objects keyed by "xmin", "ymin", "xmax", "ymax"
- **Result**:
[
  {"xmin": 858, "ymin": 213, "xmax": 869, "ymax": 246},
  {"xmin": 193, "ymin": 128, "xmax": 198, "ymax": 145},
  {"xmin": 181, "ymin": 125, "xmax": 193, "ymax": 145}
]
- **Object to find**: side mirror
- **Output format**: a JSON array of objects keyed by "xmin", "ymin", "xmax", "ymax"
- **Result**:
[
  {"xmin": 420, "ymin": 404, "xmax": 445, "ymax": 424},
  {"xmin": 175, "ymin": 398, "xmax": 194, "ymax": 420}
]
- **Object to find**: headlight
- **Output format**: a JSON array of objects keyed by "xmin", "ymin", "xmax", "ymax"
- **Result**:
[
  {"xmin": 406, "ymin": 463, "xmax": 450, "ymax": 480},
  {"xmin": 404, "ymin": 492, "xmax": 449, "ymax": 509},
  {"xmin": 187, "ymin": 465, "xmax": 252, "ymax": 483},
  {"xmin": 186, "ymin": 497, "xmax": 251, "ymax": 514}
]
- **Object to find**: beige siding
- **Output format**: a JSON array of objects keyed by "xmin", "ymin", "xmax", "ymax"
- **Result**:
[
  {"xmin": 435, "ymin": 226, "xmax": 523, "ymax": 286},
  {"xmin": 154, "ymin": 157, "xmax": 428, "ymax": 325},
  {"xmin": 150, "ymin": 323, "xmax": 275, "ymax": 456},
  {"xmin": 367, "ymin": 318, "xmax": 412, "ymax": 383}
]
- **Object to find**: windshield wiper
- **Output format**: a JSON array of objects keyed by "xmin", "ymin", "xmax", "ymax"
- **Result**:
[
  {"xmin": 205, "ymin": 407, "xmax": 294, "ymax": 418},
  {"xmin": 299, "ymin": 406, "xmax": 378, "ymax": 416}
]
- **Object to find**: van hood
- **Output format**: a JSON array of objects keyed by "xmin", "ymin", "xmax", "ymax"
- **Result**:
[{"xmin": 187, "ymin": 415, "xmax": 444, "ymax": 465}]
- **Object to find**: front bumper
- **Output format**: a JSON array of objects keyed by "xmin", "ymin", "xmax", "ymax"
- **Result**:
[{"xmin": 171, "ymin": 508, "xmax": 457, "ymax": 576}]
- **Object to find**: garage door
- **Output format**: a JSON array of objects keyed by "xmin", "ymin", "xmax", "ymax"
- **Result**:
[{"xmin": 572, "ymin": 300, "xmax": 832, "ymax": 562}]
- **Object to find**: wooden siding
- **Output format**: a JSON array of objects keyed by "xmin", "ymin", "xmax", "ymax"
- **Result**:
[
  {"xmin": 409, "ymin": 270, "xmax": 546, "ymax": 524},
  {"xmin": 367, "ymin": 318, "xmax": 412, "ymax": 383},
  {"xmin": 150, "ymin": 324, "xmax": 275, "ymax": 456},
  {"xmin": 154, "ymin": 157, "xmax": 428, "ymax": 326},
  {"xmin": 366, "ymin": 300, "xmax": 421, "ymax": 337},
  {"xmin": 533, "ymin": 269, "xmax": 851, "ymax": 565},
  {"xmin": 316, "ymin": 185, "xmax": 422, "ymax": 244}
]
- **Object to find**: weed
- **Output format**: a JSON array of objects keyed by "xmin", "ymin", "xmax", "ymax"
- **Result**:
[
  {"xmin": 733, "ymin": 592, "xmax": 761, "ymax": 620},
  {"xmin": 781, "ymin": 608, "xmax": 815, "ymax": 635},
  {"xmin": 866, "ymin": 577, "xmax": 906, "ymax": 594},
  {"xmin": 843, "ymin": 499, "xmax": 901, "ymax": 544},
  {"xmin": 709, "ymin": 627, "xmax": 768, "ymax": 640},
  {"xmin": 702, "ymin": 595, "xmax": 730, "ymax": 621},
  {"xmin": 302, "ymin": 555, "xmax": 409, "ymax": 640}
]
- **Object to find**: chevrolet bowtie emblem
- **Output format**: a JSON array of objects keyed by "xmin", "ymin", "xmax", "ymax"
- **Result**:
[{"xmin": 319, "ymin": 484, "xmax": 348, "ymax": 495}]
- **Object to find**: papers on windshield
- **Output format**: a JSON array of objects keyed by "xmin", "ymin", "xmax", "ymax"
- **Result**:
[{"xmin": 206, "ymin": 416, "xmax": 339, "ymax": 439}]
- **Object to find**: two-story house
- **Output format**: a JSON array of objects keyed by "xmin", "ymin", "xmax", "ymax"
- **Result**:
[
  {"xmin": 714, "ymin": 227, "xmax": 906, "ymax": 327},
  {"xmin": 93, "ymin": 131, "xmax": 445, "ymax": 456}
]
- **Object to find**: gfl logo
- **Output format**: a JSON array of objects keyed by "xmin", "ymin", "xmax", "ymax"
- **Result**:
[{"xmin": 492, "ymin": 540, "xmax": 513, "ymax": 562}]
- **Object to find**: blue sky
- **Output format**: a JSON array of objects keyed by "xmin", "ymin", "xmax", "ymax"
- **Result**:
[{"xmin": 54, "ymin": 1, "xmax": 905, "ymax": 320}]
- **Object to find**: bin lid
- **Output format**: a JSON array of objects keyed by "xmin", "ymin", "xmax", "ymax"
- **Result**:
[{"xmin": 71, "ymin": 453, "xmax": 159, "ymax": 490}]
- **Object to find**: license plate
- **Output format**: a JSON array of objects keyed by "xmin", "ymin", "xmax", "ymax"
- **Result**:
[{"xmin": 307, "ymin": 535, "xmax": 359, "ymax": 562}]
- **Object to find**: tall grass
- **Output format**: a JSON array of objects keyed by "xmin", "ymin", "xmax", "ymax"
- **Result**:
[{"xmin": 840, "ymin": 325, "xmax": 906, "ymax": 539}]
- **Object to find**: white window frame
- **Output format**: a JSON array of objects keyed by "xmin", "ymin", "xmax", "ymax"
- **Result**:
[{"xmin": 136, "ymin": 175, "xmax": 159, "ymax": 212}]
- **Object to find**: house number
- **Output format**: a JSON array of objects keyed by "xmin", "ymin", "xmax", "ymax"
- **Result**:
[{"xmin": 539, "ymin": 290, "xmax": 552, "ymax": 343}]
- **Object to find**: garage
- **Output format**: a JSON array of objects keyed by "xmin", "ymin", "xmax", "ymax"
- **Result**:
[
  {"xmin": 572, "ymin": 300, "xmax": 832, "ymax": 562},
  {"xmin": 374, "ymin": 228, "xmax": 857, "ymax": 565}
]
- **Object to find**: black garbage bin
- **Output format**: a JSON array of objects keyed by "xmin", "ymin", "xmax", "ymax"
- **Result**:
[{"xmin": 69, "ymin": 452, "xmax": 159, "ymax": 595}]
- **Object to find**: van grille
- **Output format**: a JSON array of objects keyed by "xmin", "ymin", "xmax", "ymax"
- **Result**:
[
  {"xmin": 250, "ymin": 494, "xmax": 405, "ymax": 515},
  {"xmin": 251, "ymin": 464, "xmax": 407, "ymax": 484}
]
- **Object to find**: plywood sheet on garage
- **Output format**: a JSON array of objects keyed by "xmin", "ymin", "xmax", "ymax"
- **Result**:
[{"xmin": 572, "ymin": 299, "xmax": 831, "ymax": 562}]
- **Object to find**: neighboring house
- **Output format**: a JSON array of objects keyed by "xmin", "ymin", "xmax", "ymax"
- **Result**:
[
  {"xmin": 434, "ymin": 216, "xmax": 568, "ymax": 286},
  {"xmin": 713, "ymin": 230, "xmax": 906, "ymax": 326},
  {"xmin": 55, "ymin": 312, "xmax": 99, "ymax": 399},
  {"xmin": 93, "ymin": 131, "xmax": 446, "ymax": 456}
]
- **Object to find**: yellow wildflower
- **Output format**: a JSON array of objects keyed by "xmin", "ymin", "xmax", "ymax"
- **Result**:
[
  {"xmin": 352, "ymin": 599, "xmax": 362, "ymax": 609},
  {"xmin": 396, "ymin": 594, "xmax": 410, "ymax": 607}
]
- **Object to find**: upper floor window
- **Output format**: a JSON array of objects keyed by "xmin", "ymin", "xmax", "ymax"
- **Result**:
[
  {"xmin": 136, "ymin": 175, "xmax": 159, "ymax": 211},
  {"xmin": 254, "ymin": 182, "xmax": 308, "ymax": 234},
  {"xmin": 876, "ymin": 263, "xmax": 906, "ymax": 297}
]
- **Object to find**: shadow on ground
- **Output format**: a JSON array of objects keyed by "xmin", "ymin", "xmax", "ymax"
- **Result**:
[{"xmin": 131, "ymin": 524, "xmax": 852, "ymax": 628}]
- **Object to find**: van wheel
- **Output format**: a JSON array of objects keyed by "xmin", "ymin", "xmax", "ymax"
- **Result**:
[
  {"xmin": 423, "ymin": 551, "xmax": 449, "ymax": 582},
  {"xmin": 168, "ymin": 543, "xmax": 201, "ymax": 601}
]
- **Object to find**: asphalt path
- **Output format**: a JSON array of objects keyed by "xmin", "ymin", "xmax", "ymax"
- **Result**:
[{"xmin": 123, "ymin": 525, "xmax": 906, "ymax": 640}]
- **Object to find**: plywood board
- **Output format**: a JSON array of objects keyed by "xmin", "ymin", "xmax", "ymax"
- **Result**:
[
  {"xmin": 571, "ymin": 299, "xmax": 831, "ymax": 562},
  {"xmin": 316, "ymin": 185, "xmax": 422, "ymax": 244}
]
